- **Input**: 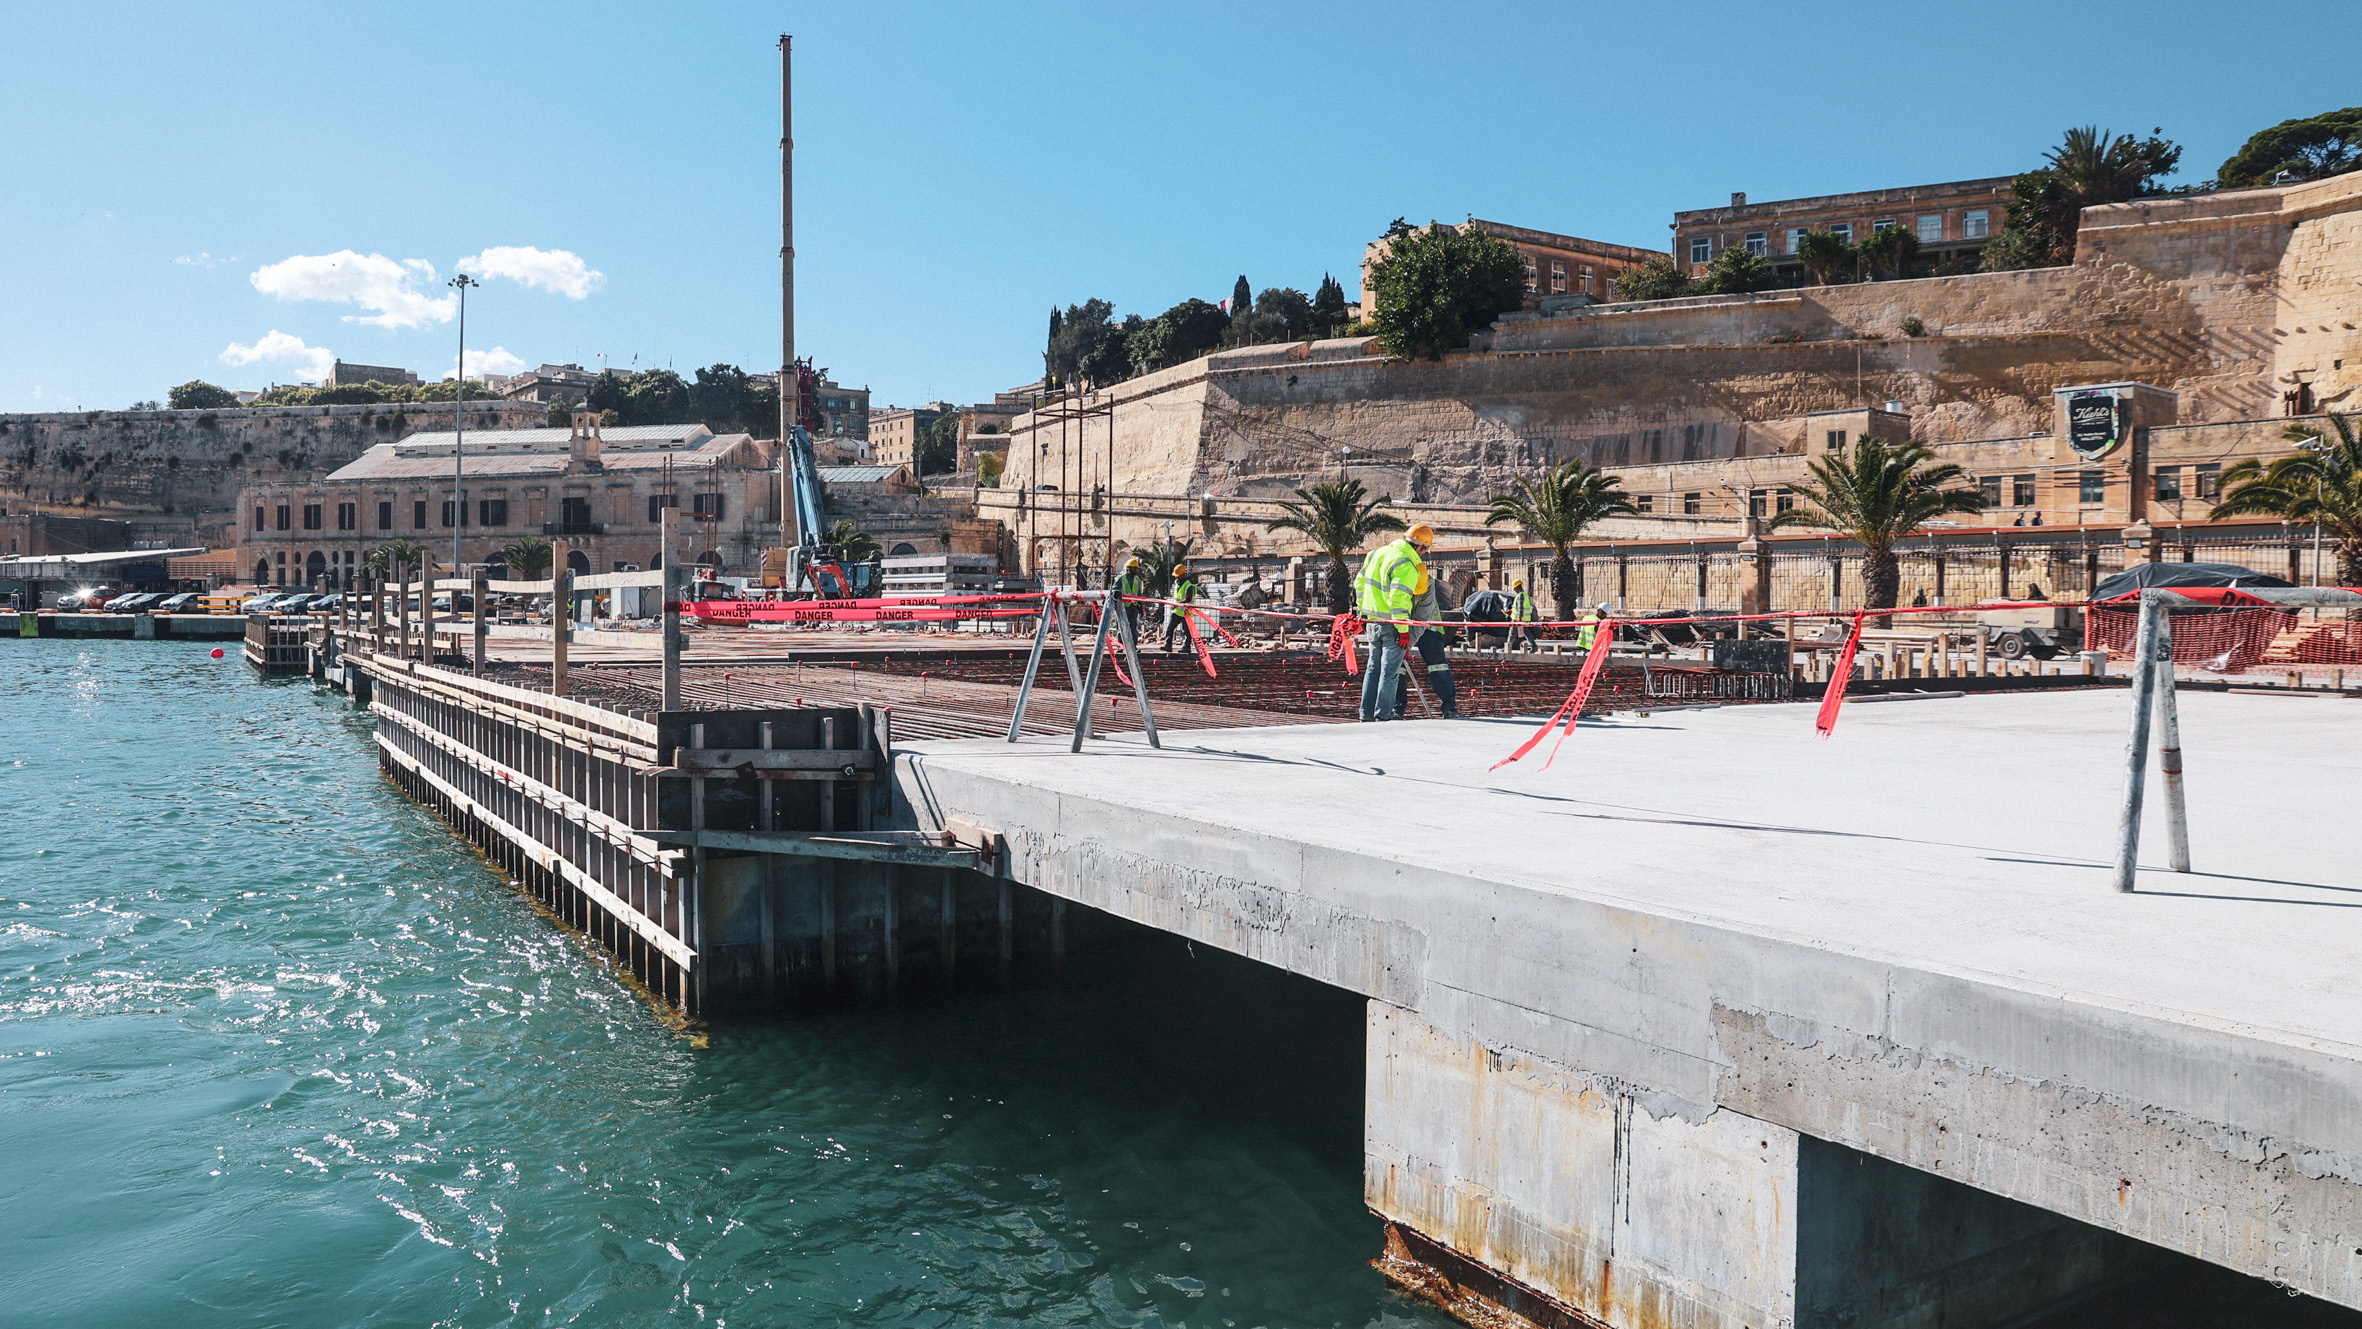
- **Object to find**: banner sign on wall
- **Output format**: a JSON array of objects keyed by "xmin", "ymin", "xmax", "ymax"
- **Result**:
[{"xmin": 2066, "ymin": 390, "xmax": 2127, "ymax": 460}]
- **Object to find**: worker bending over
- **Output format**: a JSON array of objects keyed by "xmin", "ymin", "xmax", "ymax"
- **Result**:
[
  {"xmin": 1394, "ymin": 557, "xmax": 1460, "ymax": 718},
  {"xmin": 1354, "ymin": 523, "xmax": 1433, "ymax": 721}
]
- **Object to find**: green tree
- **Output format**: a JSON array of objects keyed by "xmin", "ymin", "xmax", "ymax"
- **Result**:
[
  {"xmin": 492, "ymin": 536, "xmax": 553, "ymax": 579},
  {"xmin": 1613, "ymin": 256, "xmax": 1696, "ymax": 301},
  {"xmin": 1131, "ymin": 537, "xmax": 1195, "ymax": 600},
  {"xmin": 1794, "ymin": 229, "xmax": 1855, "ymax": 285},
  {"xmin": 1265, "ymin": 478, "xmax": 1407, "ymax": 614},
  {"xmin": 690, "ymin": 364, "xmax": 753, "ymax": 432},
  {"xmin": 1984, "ymin": 126, "xmax": 2182, "ymax": 271},
  {"xmin": 1366, "ymin": 222, "xmax": 1526, "ymax": 360},
  {"xmin": 169, "ymin": 380, "xmax": 238, "ymax": 410},
  {"xmin": 1046, "ymin": 298, "xmax": 1118, "ymax": 386},
  {"xmin": 977, "ymin": 450, "xmax": 1005, "ymax": 487},
  {"xmin": 1044, "ymin": 306, "xmax": 1064, "ymax": 384},
  {"xmin": 1312, "ymin": 273, "xmax": 1349, "ymax": 335},
  {"xmin": 2210, "ymin": 412, "xmax": 2362, "ymax": 585},
  {"xmin": 1484, "ymin": 461, "xmax": 1637, "ymax": 623},
  {"xmin": 1697, "ymin": 242, "xmax": 1779, "ymax": 294},
  {"xmin": 1126, "ymin": 298, "xmax": 1230, "ymax": 373},
  {"xmin": 2218, "ymin": 107, "xmax": 2362, "ymax": 188},
  {"xmin": 1231, "ymin": 274, "xmax": 1252, "ymax": 317},
  {"xmin": 916, "ymin": 410, "xmax": 960, "ymax": 476},
  {"xmin": 546, "ymin": 399, "xmax": 573, "ymax": 427},
  {"xmin": 365, "ymin": 538, "xmax": 435, "ymax": 581},
  {"xmin": 1079, "ymin": 314, "xmax": 1141, "ymax": 384},
  {"xmin": 825, "ymin": 518, "xmax": 883, "ymax": 564},
  {"xmin": 1768, "ymin": 436, "xmax": 1985, "ymax": 624},
  {"xmin": 1855, "ymin": 224, "xmax": 1922, "ymax": 280}
]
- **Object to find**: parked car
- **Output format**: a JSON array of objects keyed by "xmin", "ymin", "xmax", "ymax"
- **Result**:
[
  {"xmin": 308, "ymin": 593, "xmax": 347, "ymax": 615},
  {"xmin": 154, "ymin": 593, "xmax": 204, "ymax": 613},
  {"xmin": 245, "ymin": 592, "xmax": 305, "ymax": 614},
  {"xmin": 107, "ymin": 593, "xmax": 164, "ymax": 612}
]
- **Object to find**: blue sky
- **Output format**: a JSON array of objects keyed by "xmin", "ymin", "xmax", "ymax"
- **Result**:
[{"xmin": 0, "ymin": 0, "xmax": 2345, "ymax": 415}]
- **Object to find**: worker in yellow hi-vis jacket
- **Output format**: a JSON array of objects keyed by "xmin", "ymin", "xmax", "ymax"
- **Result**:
[{"xmin": 1354, "ymin": 523, "xmax": 1432, "ymax": 721}]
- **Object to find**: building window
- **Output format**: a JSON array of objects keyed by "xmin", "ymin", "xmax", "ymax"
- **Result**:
[
  {"xmin": 1963, "ymin": 210, "xmax": 1990, "ymax": 239},
  {"xmin": 1579, "ymin": 265, "xmax": 1594, "ymax": 292},
  {"xmin": 1776, "ymin": 488, "xmax": 1795, "ymax": 514},
  {"xmin": 2011, "ymin": 474, "xmax": 2036, "ymax": 507},
  {"xmin": 1748, "ymin": 488, "xmax": 1769, "ymax": 517},
  {"xmin": 2154, "ymin": 467, "xmax": 2182, "ymax": 501},
  {"xmin": 2079, "ymin": 470, "xmax": 2106, "ymax": 504},
  {"xmin": 253, "ymin": 506, "xmax": 265, "ymax": 532},
  {"xmin": 1916, "ymin": 214, "xmax": 1943, "ymax": 243},
  {"xmin": 479, "ymin": 499, "xmax": 509, "ymax": 527},
  {"xmin": 692, "ymin": 493, "xmax": 726, "ymax": 521},
  {"xmin": 336, "ymin": 502, "xmax": 356, "ymax": 531},
  {"xmin": 560, "ymin": 497, "xmax": 592, "ymax": 530},
  {"xmin": 301, "ymin": 503, "xmax": 322, "ymax": 531},
  {"xmin": 1682, "ymin": 492, "xmax": 1702, "ymax": 516},
  {"xmin": 1635, "ymin": 494, "xmax": 1654, "ymax": 514},
  {"xmin": 1979, "ymin": 476, "xmax": 2003, "ymax": 508},
  {"xmin": 275, "ymin": 504, "xmax": 291, "ymax": 531},
  {"xmin": 413, "ymin": 499, "xmax": 428, "ymax": 530},
  {"xmin": 1871, "ymin": 217, "xmax": 1898, "ymax": 233},
  {"xmin": 1521, "ymin": 254, "xmax": 1538, "ymax": 293},
  {"xmin": 1825, "ymin": 428, "xmax": 1848, "ymax": 450},
  {"xmin": 647, "ymin": 493, "xmax": 679, "ymax": 523},
  {"xmin": 440, "ymin": 500, "xmax": 467, "ymax": 528},
  {"xmin": 1689, "ymin": 237, "xmax": 1712, "ymax": 264},
  {"xmin": 1829, "ymin": 223, "xmax": 1852, "ymax": 244},
  {"xmin": 1744, "ymin": 232, "xmax": 1768, "ymax": 258},
  {"xmin": 377, "ymin": 501, "xmax": 393, "ymax": 531},
  {"xmin": 1549, "ymin": 260, "xmax": 1567, "ymax": 293},
  {"xmin": 1786, "ymin": 228, "xmax": 1807, "ymax": 255},
  {"xmin": 2194, "ymin": 462, "xmax": 2221, "ymax": 499}
]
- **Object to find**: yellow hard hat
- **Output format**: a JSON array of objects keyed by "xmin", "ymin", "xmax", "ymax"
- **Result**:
[
  {"xmin": 1511, "ymin": 578, "xmax": 1524, "ymax": 589},
  {"xmin": 1123, "ymin": 555, "xmax": 1141, "ymax": 568},
  {"xmin": 1175, "ymin": 562, "xmax": 1189, "ymax": 573},
  {"xmin": 1406, "ymin": 522, "xmax": 1435, "ymax": 545}
]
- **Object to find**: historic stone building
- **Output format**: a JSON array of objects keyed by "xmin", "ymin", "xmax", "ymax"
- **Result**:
[
  {"xmin": 1671, "ymin": 177, "xmax": 2016, "ymax": 282},
  {"xmin": 234, "ymin": 413, "xmax": 780, "ymax": 588},
  {"xmin": 1361, "ymin": 219, "xmax": 1667, "ymax": 306}
]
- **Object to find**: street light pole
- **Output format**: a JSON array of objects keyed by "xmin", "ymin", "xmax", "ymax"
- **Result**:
[{"xmin": 449, "ymin": 273, "xmax": 478, "ymax": 586}]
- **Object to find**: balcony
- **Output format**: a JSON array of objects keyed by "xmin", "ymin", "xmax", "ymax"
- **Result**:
[{"xmin": 543, "ymin": 521, "xmax": 605, "ymax": 537}]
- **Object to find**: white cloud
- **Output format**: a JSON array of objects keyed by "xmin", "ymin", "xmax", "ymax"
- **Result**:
[
  {"xmin": 447, "ymin": 346, "xmax": 528, "ymax": 381},
  {"xmin": 249, "ymin": 251, "xmax": 455, "ymax": 330},
  {"xmin": 221, "ymin": 330, "xmax": 336, "ymax": 382},
  {"xmin": 455, "ymin": 246, "xmax": 604, "ymax": 300},
  {"xmin": 174, "ymin": 252, "xmax": 238, "ymax": 268}
]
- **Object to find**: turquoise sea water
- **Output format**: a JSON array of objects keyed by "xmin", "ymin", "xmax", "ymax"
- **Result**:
[{"xmin": 0, "ymin": 642, "xmax": 1448, "ymax": 1329}]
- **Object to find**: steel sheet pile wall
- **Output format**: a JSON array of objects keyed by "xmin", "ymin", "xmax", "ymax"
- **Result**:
[{"xmin": 365, "ymin": 657, "xmax": 698, "ymax": 1007}]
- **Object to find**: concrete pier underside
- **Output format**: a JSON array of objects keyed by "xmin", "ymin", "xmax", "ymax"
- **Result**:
[{"xmin": 894, "ymin": 691, "xmax": 2362, "ymax": 1328}]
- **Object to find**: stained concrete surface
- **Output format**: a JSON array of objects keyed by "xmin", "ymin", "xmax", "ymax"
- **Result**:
[{"xmin": 896, "ymin": 689, "xmax": 2362, "ymax": 1312}]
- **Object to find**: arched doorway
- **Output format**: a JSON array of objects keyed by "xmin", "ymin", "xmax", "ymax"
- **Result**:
[
  {"xmin": 253, "ymin": 558, "xmax": 270, "ymax": 585},
  {"xmin": 890, "ymin": 542, "xmax": 918, "ymax": 556},
  {"xmin": 696, "ymin": 550, "xmax": 722, "ymax": 573},
  {"xmin": 566, "ymin": 549, "xmax": 591, "ymax": 576},
  {"xmin": 649, "ymin": 553, "xmax": 662, "ymax": 569},
  {"xmin": 306, "ymin": 551, "xmax": 326, "ymax": 588}
]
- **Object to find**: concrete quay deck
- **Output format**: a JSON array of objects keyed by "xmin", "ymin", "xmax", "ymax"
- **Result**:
[{"xmin": 893, "ymin": 689, "xmax": 2362, "ymax": 1327}]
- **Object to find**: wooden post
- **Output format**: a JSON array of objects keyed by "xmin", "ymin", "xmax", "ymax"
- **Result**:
[
  {"xmin": 1975, "ymin": 630, "xmax": 1989, "ymax": 676},
  {"xmin": 398, "ymin": 572, "xmax": 412, "ymax": 660},
  {"xmin": 661, "ymin": 506, "xmax": 683, "ymax": 711},
  {"xmin": 471, "ymin": 570, "xmax": 489, "ymax": 678},
  {"xmin": 552, "ymin": 540, "xmax": 571, "ymax": 699}
]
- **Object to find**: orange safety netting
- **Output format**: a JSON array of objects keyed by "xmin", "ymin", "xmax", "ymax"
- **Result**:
[{"xmin": 2087, "ymin": 605, "xmax": 2362, "ymax": 673}]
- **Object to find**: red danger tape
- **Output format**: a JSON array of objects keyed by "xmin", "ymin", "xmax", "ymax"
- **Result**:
[{"xmin": 683, "ymin": 599, "xmax": 1036, "ymax": 625}]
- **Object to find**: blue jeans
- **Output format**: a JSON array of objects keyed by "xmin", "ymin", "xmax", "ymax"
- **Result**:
[{"xmin": 1359, "ymin": 622, "xmax": 1405, "ymax": 720}]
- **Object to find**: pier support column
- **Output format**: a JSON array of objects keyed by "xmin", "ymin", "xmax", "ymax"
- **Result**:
[{"xmin": 1365, "ymin": 1005, "xmax": 2151, "ymax": 1329}]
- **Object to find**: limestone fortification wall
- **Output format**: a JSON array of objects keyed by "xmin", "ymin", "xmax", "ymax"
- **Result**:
[
  {"xmin": 0, "ymin": 400, "xmax": 543, "ymax": 549},
  {"xmin": 1000, "ymin": 172, "xmax": 2362, "ymax": 571}
]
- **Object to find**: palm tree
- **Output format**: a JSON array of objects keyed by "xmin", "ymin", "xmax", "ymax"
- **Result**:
[
  {"xmin": 1795, "ymin": 229, "xmax": 1854, "ymax": 286},
  {"xmin": 492, "ymin": 536, "xmax": 553, "ymax": 580},
  {"xmin": 1485, "ymin": 460, "xmax": 1636, "ymax": 622},
  {"xmin": 825, "ymin": 519, "xmax": 883, "ymax": 564},
  {"xmin": 365, "ymin": 538, "xmax": 434, "ymax": 582},
  {"xmin": 1768, "ymin": 435, "xmax": 1986, "ymax": 624},
  {"xmin": 1265, "ymin": 479, "xmax": 1406, "ymax": 614},
  {"xmin": 2211, "ymin": 412, "xmax": 2362, "ymax": 586}
]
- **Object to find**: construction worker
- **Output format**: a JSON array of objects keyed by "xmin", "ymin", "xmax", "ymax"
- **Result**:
[
  {"xmin": 1394, "ymin": 556, "xmax": 1461, "ymax": 718},
  {"xmin": 1116, "ymin": 555, "xmax": 1149, "ymax": 641},
  {"xmin": 1354, "ymin": 522, "xmax": 1432, "ymax": 721},
  {"xmin": 1509, "ymin": 577, "xmax": 1537, "ymax": 652},
  {"xmin": 1575, "ymin": 602, "xmax": 1607, "ymax": 652},
  {"xmin": 1164, "ymin": 561, "xmax": 1199, "ymax": 653}
]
